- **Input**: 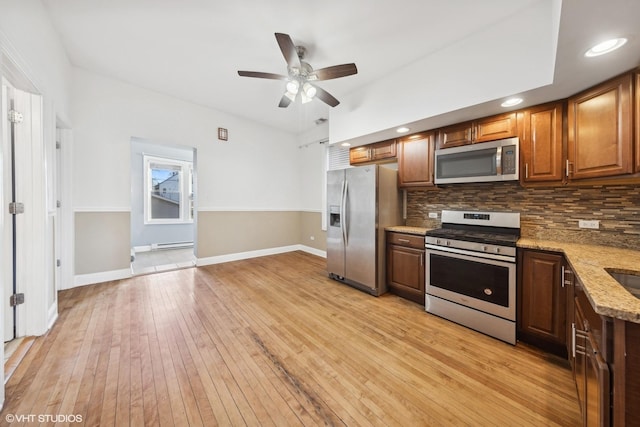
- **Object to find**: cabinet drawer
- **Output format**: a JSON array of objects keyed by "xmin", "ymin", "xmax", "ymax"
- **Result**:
[{"xmin": 387, "ymin": 232, "xmax": 425, "ymax": 249}]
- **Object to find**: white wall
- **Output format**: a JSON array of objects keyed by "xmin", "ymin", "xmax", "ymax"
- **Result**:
[
  {"xmin": 0, "ymin": 0, "xmax": 72, "ymax": 122},
  {"xmin": 330, "ymin": 0, "xmax": 558, "ymax": 144},
  {"xmin": 72, "ymin": 68, "xmax": 301, "ymax": 212}
]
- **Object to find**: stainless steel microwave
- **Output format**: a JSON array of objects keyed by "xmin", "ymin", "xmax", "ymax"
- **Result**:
[{"xmin": 434, "ymin": 137, "xmax": 519, "ymax": 184}]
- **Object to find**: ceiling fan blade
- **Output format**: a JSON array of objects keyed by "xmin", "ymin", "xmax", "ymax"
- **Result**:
[
  {"xmin": 238, "ymin": 71, "xmax": 288, "ymax": 80},
  {"xmin": 279, "ymin": 91, "xmax": 297, "ymax": 108},
  {"xmin": 310, "ymin": 63, "xmax": 358, "ymax": 81},
  {"xmin": 275, "ymin": 32, "xmax": 301, "ymax": 69},
  {"xmin": 313, "ymin": 85, "xmax": 340, "ymax": 107}
]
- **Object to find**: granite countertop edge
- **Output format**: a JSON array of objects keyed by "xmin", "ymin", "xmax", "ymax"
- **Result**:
[
  {"xmin": 385, "ymin": 226, "xmax": 430, "ymax": 236},
  {"xmin": 517, "ymin": 238, "xmax": 640, "ymax": 324}
]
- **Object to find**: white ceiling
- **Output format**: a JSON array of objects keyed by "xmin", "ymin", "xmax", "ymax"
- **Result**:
[{"xmin": 42, "ymin": 0, "xmax": 640, "ymax": 139}]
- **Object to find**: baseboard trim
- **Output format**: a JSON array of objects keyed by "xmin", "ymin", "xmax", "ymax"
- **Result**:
[
  {"xmin": 70, "ymin": 246, "xmax": 326, "ymax": 287},
  {"xmin": 196, "ymin": 244, "xmax": 326, "ymax": 266},
  {"xmin": 73, "ymin": 268, "xmax": 132, "ymax": 288}
]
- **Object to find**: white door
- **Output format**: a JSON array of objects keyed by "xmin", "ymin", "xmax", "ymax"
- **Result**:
[{"xmin": 2, "ymin": 80, "xmax": 40, "ymax": 342}]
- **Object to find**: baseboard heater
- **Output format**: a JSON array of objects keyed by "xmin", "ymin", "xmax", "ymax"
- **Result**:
[{"xmin": 151, "ymin": 241, "xmax": 194, "ymax": 251}]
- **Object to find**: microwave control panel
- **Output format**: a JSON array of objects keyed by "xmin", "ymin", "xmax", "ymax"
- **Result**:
[{"xmin": 502, "ymin": 145, "xmax": 517, "ymax": 174}]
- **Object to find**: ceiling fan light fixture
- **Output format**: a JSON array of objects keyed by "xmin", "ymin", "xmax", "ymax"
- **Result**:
[
  {"xmin": 284, "ymin": 91, "xmax": 296, "ymax": 102},
  {"xmin": 303, "ymin": 82, "xmax": 317, "ymax": 98},
  {"xmin": 301, "ymin": 91, "xmax": 313, "ymax": 104},
  {"xmin": 286, "ymin": 79, "xmax": 300, "ymax": 94}
]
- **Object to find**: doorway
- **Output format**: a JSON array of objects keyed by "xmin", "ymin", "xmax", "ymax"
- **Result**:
[{"xmin": 130, "ymin": 138, "xmax": 196, "ymax": 275}]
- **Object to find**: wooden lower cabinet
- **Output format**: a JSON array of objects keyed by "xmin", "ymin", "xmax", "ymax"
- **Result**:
[
  {"xmin": 518, "ymin": 249, "xmax": 567, "ymax": 356},
  {"xmin": 573, "ymin": 283, "xmax": 611, "ymax": 427},
  {"xmin": 386, "ymin": 232, "xmax": 425, "ymax": 304}
]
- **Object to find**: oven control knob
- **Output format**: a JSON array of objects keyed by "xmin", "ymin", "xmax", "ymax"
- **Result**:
[
  {"xmin": 495, "ymin": 247, "xmax": 500, "ymax": 253},
  {"xmin": 484, "ymin": 288, "xmax": 493, "ymax": 296},
  {"xmin": 481, "ymin": 245, "xmax": 487, "ymax": 251},
  {"xmin": 446, "ymin": 240, "xmax": 451, "ymax": 246},
  {"xmin": 436, "ymin": 239, "xmax": 441, "ymax": 245}
]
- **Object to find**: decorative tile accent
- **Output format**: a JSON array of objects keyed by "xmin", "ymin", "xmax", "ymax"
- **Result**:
[{"xmin": 406, "ymin": 182, "xmax": 640, "ymax": 250}]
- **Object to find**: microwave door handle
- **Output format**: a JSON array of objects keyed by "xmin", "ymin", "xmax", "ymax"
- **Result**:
[{"xmin": 495, "ymin": 146, "xmax": 502, "ymax": 175}]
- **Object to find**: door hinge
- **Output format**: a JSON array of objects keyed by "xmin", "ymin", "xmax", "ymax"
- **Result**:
[
  {"xmin": 9, "ymin": 293, "xmax": 25, "ymax": 307},
  {"xmin": 56, "ymin": 141, "xmax": 61, "ymax": 149},
  {"xmin": 8, "ymin": 202, "xmax": 24, "ymax": 215},
  {"xmin": 56, "ymin": 200, "xmax": 62, "ymax": 208},
  {"xmin": 56, "ymin": 259, "xmax": 61, "ymax": 267},
  {"xmin": 8, "ymin": 110, "xmax": 23, "ymax": 123}
]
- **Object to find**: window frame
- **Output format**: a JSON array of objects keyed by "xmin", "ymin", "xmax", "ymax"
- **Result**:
[{"xmin": 143, "ymin": 154, "xmax": 194, "ymax": 225}]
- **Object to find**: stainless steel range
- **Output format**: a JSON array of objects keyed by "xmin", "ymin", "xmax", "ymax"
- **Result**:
[{"xmin": 425, "ymin": 210, "xmax": 520, "ymax": 344}]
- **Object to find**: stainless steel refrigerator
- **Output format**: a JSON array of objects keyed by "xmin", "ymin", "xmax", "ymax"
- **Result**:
[{"xmin": 327, "ymin": 164, "xmax": 402, "ymax": 295}]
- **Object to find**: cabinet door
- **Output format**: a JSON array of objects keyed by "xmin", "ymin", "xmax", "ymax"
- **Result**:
[
  {"xmin": 575, "ymin": 300, "xmax": 587, "ymax": 424},
  {"xmin": 564, "ymin": 260, "xmax": 575, "ymax": 368},
  {"xmin": 568, "ymin": 73, "xmax": 633, "ymax": 179},
  {"xmin": 475, "ymin": 112, "xmax": 518, "ymax": 143},
  {"xmin": 520, "ymin": 102, "xmax": 564, "ymax": 183},
  {"xmin": 520, "ymin": 251, "xmax": 566, "ymax": 347},
  {"xmin": 397, "ymin": 133, "xmax": 435, "ymax": 188},
  {"xmin": 585, "ymin": 335, "xmax": 610, "ymax": 427},
  {"xmin": 370, "ymin": 139, "xmax": 397, "ymax": 161},
  {"xmin": 387, "ymin": 233, "xmax": 425, "ymax": 304},
  {"xmin": 635, "ymin": 72, "xmax": 640, "ymax": 172},
  {"xmin": 437, "ymin": 122, "xmax": 473, "ymax": 148},
  {"xmin": 349, "ymin": 146, "xmax": 371, "ymax": 164}
]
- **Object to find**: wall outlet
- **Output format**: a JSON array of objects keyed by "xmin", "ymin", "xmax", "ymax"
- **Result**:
[
  {"xmin": 578, "ymin": 220, "xmax": 600, "ymax": 229},
  {"xmin": 310, "ymin": 236, "xmax": 315, "ymax": 241},
  {"xmin": 428, "ymin": 212, "xmax": 438, "ymax": 219}
]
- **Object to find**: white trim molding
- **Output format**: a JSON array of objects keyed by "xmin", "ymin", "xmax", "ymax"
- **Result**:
[
  {"xmin": 73, "ymin": 268, "xmax": 132, "ymax": 288},
  {"xmin": 73, "ymin": 207, "xmax": 131, "ymax": 213},
  {"xmin": 197, "ymin": 244, "xmax": 326, "ymax": 266}
]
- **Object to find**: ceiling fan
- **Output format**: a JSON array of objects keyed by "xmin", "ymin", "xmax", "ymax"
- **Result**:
[{"xmin": 237, "ymin": 33, "xmax": 358, "ymax": 108}]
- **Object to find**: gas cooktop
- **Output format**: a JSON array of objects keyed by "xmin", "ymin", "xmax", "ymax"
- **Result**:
[{"xmin": 425, "ymin": 227, "xmax": 519, "ymax": 247}]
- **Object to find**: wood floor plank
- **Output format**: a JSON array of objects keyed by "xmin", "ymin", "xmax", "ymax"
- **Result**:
[{"xmin": 1, "ymin": 252, "xmax": 581, "ymax": 426}]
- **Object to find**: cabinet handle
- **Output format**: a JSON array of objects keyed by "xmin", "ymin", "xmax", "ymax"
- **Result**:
[
  {"xmin": 420, "ymin": 253, "xmax": 424, "ymax": 266},
  {"xmin": 398, "ymin": 238, "xmax": 410, "ymax": 243},
  {"xmin": 561, "ymin": 266, "xmax": 565, "ymax": 288},
  {"xmin": 572, "ymin": 323, "xmax": 576, "ymax": 358},
  {"xmin": 525, "ymin": 163, "xmax": 529, "ymax": 179}
]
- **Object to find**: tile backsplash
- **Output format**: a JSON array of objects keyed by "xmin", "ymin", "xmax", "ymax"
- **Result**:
[{"xmin": 406, "ymin": 182, "xmax": 640, "ymax": 250}]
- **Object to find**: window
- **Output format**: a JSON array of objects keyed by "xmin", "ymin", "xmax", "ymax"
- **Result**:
[{"xmin": 143, "ymin": 155, "xmax": 193, "ymax": 224}]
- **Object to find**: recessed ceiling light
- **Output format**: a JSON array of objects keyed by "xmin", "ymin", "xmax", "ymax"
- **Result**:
[
  {"xmin": 341, "ymin": 142, "xmax": 351, "ymax": 147},
  {"xmin": 501, "ymin": 97, "xmax": 523, "ymax": 108},
  {"xmin": 585, "ymin": 38, "xmax": 627, "ymax": 57},
  {"xmin": 396, "ymin": 127, "xmax": 410, "ymax": 133}
]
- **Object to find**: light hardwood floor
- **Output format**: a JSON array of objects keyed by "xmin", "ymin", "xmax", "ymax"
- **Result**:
[{"xmin": 1, "ymin": 251, "xmax": 581, "ymax": 426}]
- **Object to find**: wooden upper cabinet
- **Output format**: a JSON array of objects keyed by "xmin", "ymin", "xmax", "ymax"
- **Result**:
[
  {"xmin": 349, "ymin": 146, "xmax": 371, "ymax": 164},
  {"xmin": 474, "ymin": 112, "xmax": 518, "ymax": 143},
  {"xmin": 437, "ymin": 112, "xmax": 517, "ymax": 148},
  {"xmin": 349, "ymin": 139, "xmax": 396, "ymax": 165},
  {"xmin": 519, "ymin": 102, "xmax": 564, "ymax": 184},
  {"xmin": 437, "ymin": 122, "xmax": 473, "ymax": 149},
  {"xmin": 397, "ymin": 132, "xmax": 435, "ymax": 188},
  {"xmin": 636, "ymin": 71, "xmax": 640, "ymax": 173},
  {"xmin": 370, "ymin": 139, "xmax": 397, "ymax": 160},
  {"xmin": 567, "ymin": 73, "xmax": 633, "ymax": 180}
]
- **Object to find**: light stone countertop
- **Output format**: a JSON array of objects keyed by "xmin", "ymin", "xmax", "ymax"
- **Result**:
[
  {"xmin": 518, "ymin": 238, "xmax": 640, "ymax": 324},
  {"xmin": 385, "ymin": 226, "xmax": 430, "ymax": 236}
]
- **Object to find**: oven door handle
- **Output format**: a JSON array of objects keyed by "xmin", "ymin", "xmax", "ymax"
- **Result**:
[{"xmin": 425, "ymin": 244, "xmax": 515, "ymax": 264}]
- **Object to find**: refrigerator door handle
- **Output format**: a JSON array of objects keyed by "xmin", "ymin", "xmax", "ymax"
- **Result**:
[{"xmin": 342, "ymin": 179, "xmax": 349, "ymax": 245}]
